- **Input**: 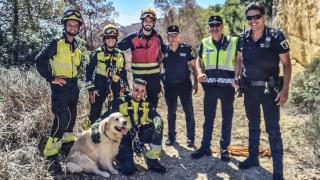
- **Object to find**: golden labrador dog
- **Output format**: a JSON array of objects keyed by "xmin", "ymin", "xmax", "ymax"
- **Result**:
[{"xmin": 66, "ymin": 112, "xmax": 130, "ymax": 178}]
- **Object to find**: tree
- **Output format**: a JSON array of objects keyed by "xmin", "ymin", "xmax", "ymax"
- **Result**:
[{"xmin": 64, "ymin": 0, "xmax": 118, "ymax": 50}]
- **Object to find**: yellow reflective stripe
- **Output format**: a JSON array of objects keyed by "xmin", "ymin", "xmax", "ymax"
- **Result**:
[
  {"xmin": 44, "ymin": 137, "xmax": 62, "ymax": 157},
  {"xmin": 62, "ymin": 132, "xmax": 75, "ymax": 142},
  {"xmin": 146, "ymin": 144, "xmax": 161, "ymax": 159},
  {"xmin": 131, "ymin": 62, "xmax": 159, "ymax": 68},
  {"xmin": 131, "ymin": 68, "xmax": 160, "ymax": 75}
]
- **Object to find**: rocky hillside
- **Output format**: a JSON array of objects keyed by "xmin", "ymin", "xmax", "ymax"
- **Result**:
[{"xmin": 273, "ymin": 0, "xmax": 320, "ymax": 65}]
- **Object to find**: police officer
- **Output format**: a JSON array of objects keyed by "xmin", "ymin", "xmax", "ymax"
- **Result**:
[
  {"xmin": 191, "ymin": 15, "xmax": 238, "ymax": 162},
  {"xmin": 162, "ymin": 25, "xmax": 198, "ymax": 147},
  {"xmin": 84, "ymin": 24, "xmax": 128, "ymax": 129},
  {"xmin": 117, "ymin": 8, "xmax": 165, "ymax": 108},
  {"xmin": 91, "ymin": 79, "xmax": 166, "ymax": 175},
  {"xmin": 233, "ymin": 2, "xmax": 291, "ymax": 180},
  {"xmin": 35, "ymin": 9, "xmax": 83, "ymax": 174}
]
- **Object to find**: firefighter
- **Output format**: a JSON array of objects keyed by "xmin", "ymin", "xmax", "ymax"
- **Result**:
[
  {"xmin": 35, "ymin": 9, "xmax": 83, "ymax": 174},
  {"xmin": 117, "ymin": 8, "xmax": 165, "ymax": 108},
  {"xmin": 84, "ymin": 24, "xmax": 128, "ymax": 129},
  {"xmin": 91, "ymin": 79, "xmax": 166, "ymax": 175}
]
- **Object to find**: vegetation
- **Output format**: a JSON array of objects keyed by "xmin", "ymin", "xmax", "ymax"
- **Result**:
[{"xmin": 290, "ymin": 56, "xmax": 320, "ymax": 160}]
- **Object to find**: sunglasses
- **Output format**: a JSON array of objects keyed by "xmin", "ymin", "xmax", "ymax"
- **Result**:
[
  {"xmin": 209, "ymin": 23, "xmax": 222, "ymax": 28},
  {"xmin": 246, "ymin": 14, "xmax": 262, "ymax": 21},
  {"xmin": 64, "ymin": 10, "xmax": 81, "ymax": 18}
]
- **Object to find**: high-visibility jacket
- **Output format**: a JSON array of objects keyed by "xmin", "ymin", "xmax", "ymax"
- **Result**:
[
  {"xmin": 85, "ymin": 46, "xmax": 127, "ymax": 90},
  {"xmin": 35, "ymin": 33, "xmax": 81, "ymax": 82},
  {"xmin": 109, "ymin": 95, "xmax": 160, "ymax": 130},
  {"xmin": 201, "ymin": 35, "xmax": 237, "ymax": 85}
]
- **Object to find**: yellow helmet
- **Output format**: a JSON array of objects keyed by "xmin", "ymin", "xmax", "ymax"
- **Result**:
[
  {"xmin": 140, "ymin": 8, "xmax": 157, "ymax": 21},
  {"xmin": 101, "ymin": 24, "xmax": 119, "ymax": 37},
  {"xmin": 61, "ymin": 9, "xmax": 83, "ymax": 25}
]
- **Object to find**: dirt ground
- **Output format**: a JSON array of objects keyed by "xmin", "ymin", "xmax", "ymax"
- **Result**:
[{"xmin": 55, "ymin": 61, "xmax": 319, "ymax": 180}]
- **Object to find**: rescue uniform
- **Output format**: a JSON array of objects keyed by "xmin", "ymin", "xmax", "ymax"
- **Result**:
[
  {"xmin": 35, "ymin": 32, "xmax": 81, "ymax": 158},
  {"xmin": 117, "ymin": 29, "xmax": 165, "ymax": 107},
  {"xmin": 85, "ymin": 46, "xmax": 128, "ymax": 124},
  {"xmin": 103, "ymin": 95, "xmax": 164, "ymax": 174},
  {"xmin": 238, "ymin": 26, "xmax": 289, "ymax": 176},
  {"xmin": 162, "ymin": 42, "xmax": 195, "ymax": 142},
  {"xmin": 198, "ymin": 35, "xmax": 238, "ymax": 152}
]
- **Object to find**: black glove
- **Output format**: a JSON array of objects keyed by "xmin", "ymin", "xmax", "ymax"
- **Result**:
[{"xmin": 90, "ymin": 123, "xmax": 101, "ymax": 144}]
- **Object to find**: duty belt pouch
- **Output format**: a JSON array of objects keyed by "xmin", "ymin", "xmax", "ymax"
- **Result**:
[{"xmin": 274, "ymin": 76, "xmax": 284, "ymax": 93}]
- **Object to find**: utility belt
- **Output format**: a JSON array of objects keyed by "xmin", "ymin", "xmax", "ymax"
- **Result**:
[{"xmin": 238, "ymin": 76, "xmax": 283, "ymax": 95}]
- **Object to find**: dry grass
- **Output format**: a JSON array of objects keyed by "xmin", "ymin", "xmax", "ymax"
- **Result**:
[{"xmin": 0, "ymin": 63, "xmax": 319, "ymax": 180}]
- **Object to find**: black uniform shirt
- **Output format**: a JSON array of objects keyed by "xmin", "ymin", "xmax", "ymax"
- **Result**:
[
  {"xmin": 237, "ymin": 26, "xmax": 290, "ymax": 80},
  {"xmin": 162, "ymin": 42, "xmax": 195, "ymax": 84}
]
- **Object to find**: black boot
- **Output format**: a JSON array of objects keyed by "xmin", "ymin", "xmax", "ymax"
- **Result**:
[
  {"xmin": 220, "ymin": 149, "xmax": 230, "ymax": 162},
  {"xmin": 47, "ymin": 155, "xmax": 62, "ymax": 175},
  {"xmin": 187, "ymin": 139, "xmax": 194, "ymax": 148},
  {"xmin": 146, "ymin": 158, "xmax": 166, "ymax": 174},
  {"xmin": 273, "ymin": 173, "xmax": 284, "ymax": 180},
  {"xmin": 191, "ymin": 147, "xmax": 211, "ymax": 159},
  {"xmin": 165, "ymin": 138, "xmax": 175, "ymax": 146},
  {"xmin": 238, "ymin": 157, "xmax": 260, "ymax": 169},
  {"xmin": 60, "ymin": 141, "xmax": 74, "ymax": 159},
  {"xmin": 116, "ymin": 153, "xmax": 137, "ymax": 175}
]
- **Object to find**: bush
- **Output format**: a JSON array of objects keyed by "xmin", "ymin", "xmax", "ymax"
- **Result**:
[
  {"xmin": 290, "ymin": 56, "xmax": 320, "ymax": 161},
  {"xmin": 0, "ymin": 66, "xmax": 89, "ymax": 179}
]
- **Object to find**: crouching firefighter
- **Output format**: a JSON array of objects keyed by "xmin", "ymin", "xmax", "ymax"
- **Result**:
[
  {"xmin": 91, "ymin": 78, "xmax": 166, "ymax": 175},
  {"xmin": 35, "ymin": 9, "xmax": 83, "ymax": 174},
  {"xmin": 84, "ymin": 24, "xmax": 128, "ymax": 129}
]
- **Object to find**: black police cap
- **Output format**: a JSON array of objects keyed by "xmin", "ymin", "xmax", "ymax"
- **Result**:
[
  {"xmin": 208, "ymin": 15, "xmax": 223, "ymax": 25},
  {"xmin": 167, "ymin": 25, "xmax": 179, "ymax": 34}
]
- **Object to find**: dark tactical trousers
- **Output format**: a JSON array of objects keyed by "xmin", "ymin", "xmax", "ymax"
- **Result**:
[
  {"xmin": 201, "ymin": 86, "xmax": 235, "ymax": 150},
  {"xmin": 244, "ymin": 86, "xmax": 284, "ymax": 175},
  {"xmin": 164, "ymin": 79, "xmax": 195, "ymax": 141}
]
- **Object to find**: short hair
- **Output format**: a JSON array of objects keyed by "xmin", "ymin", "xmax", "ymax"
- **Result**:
[
  {"xmin": 245, "ymin": 2, "xmax": 265, "ymax": 15},
  {"xmin": 133, "ymin": 78, "xmax": 147, "ymax": 87}
]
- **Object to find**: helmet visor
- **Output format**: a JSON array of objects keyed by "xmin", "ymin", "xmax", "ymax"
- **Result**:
[
  {"xmin": 104, "ymin": 28, "xmax": 118, "ymax": 35},
  {"xmin": 140, "ymin": 13, "xmax": 156, "ymax": 20},
  {"xmin": 64, "ymin": 10, "xmax": 82, "ymax": 19}
]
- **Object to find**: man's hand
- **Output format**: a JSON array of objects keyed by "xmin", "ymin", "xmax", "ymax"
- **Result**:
[
  {"xmin": 231, "ymin": 79, "xmax": 239, "ymax": 89},
  {"xmin": 51, "ymin": 77, "xmax": 67, "ymax": 86},
  {"xmin": 89, "ymin": 90, "xmax": 99, "ymax": 104},
  {"xmin": 275, "ymin": 88, "xmax": 289, "ymax": 106},
  {"xmin": 197, "ymin": 74, "xmax": 207, "ymax": 83},
  {"xmin": 192, "ymin": 83, "xmax": 198, "ymax": 94}
]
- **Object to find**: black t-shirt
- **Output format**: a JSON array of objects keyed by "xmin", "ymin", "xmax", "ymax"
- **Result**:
[
  {"xmin": 162, "ymin": 42, "xmax": 195, "ymax": 83},
  {"xmin": 237, "ymin": 26, "xmax": 290, "ymax": 80}
]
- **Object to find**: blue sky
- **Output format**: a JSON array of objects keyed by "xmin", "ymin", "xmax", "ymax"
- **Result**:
[{"xmin": 113, "ymin": 0, "xmax": 225, "ymax": 26}]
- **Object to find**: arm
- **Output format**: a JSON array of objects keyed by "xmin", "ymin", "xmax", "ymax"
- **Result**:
[
  {"xmin": 275, "ymin": 52, "xmax": 291, "ymax": 105},
  {"xmin": 85, "ymin": 51, "xmax": 98, "ymax": 90},
  {"xmin": 117, "ymin": 34, "xmax": 134, "ymax": 51},
  {"xmin": 119, "ymin": 52, "xmax": 129, "ymax": 89},
  {"xmin": 232, "ymin": 51, "xmax": 243, "ymax": 89},
  {"xmin": 35, "ymin": 39, "xmax": 57, "ymax": 83}
]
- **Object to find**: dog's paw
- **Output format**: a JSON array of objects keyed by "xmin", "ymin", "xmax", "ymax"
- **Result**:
[
  {"xmin": 110, "ymin": 169, "xmax": 119, "ymax": 175},
  {"xmin": 100, "ymin": 171, "xmax": 110, "ymax": 178}
]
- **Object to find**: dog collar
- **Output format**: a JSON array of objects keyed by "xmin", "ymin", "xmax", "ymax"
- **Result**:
[{"xmin": 104, "ymin": 131, "xmax": 119, "ymax": 143}]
